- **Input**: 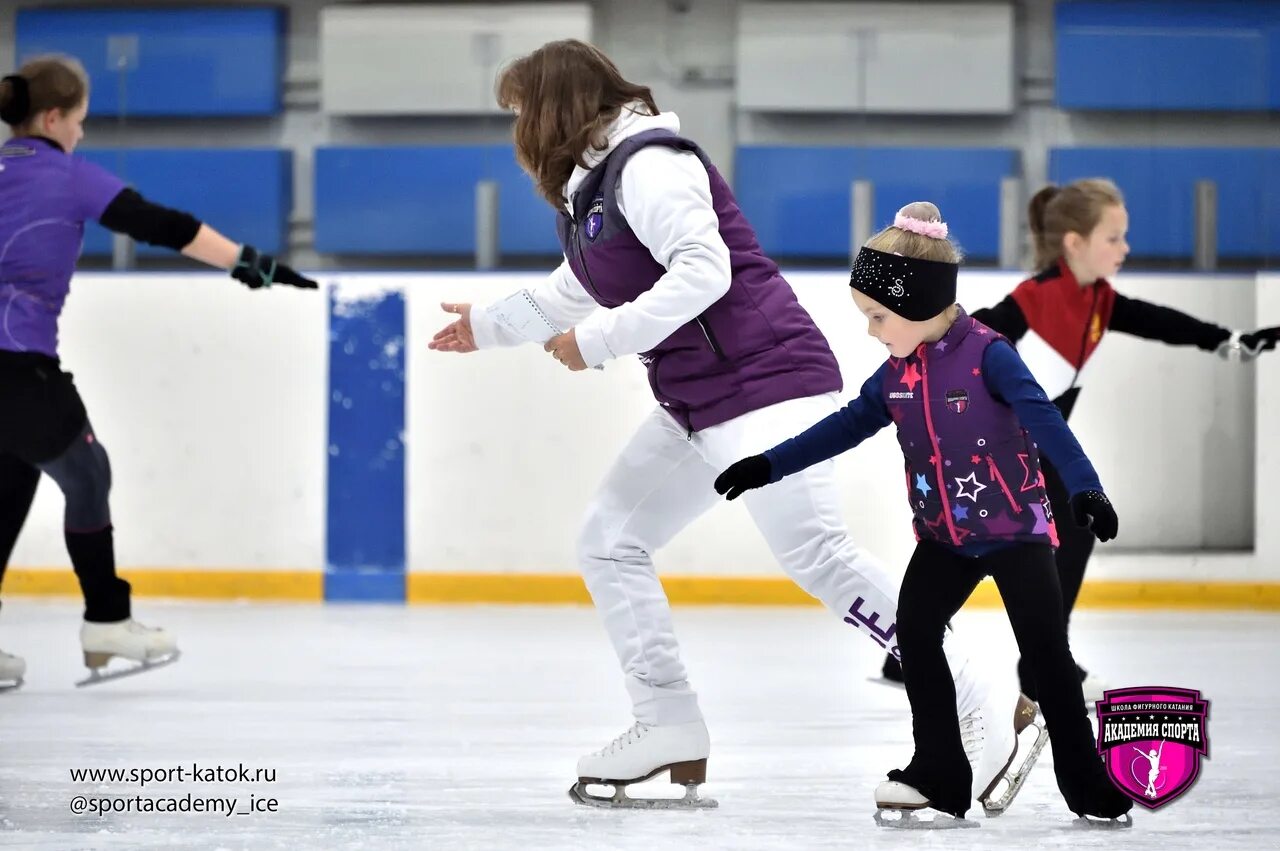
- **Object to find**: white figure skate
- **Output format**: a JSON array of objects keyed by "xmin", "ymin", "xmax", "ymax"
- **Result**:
[
  {"xmin": 971, "ymin": 687, "xmax": 1048, "ymax": 815},
  {"xmin": 568, "ymin": 719, "xmax": 717, "ymax": 809},
  {"xmin": 872, "ymin": 781, "xmax": 978, "ymax": 829},
  {"xmin": 874, "ymin": 685, "xmax": 1046, "ymax": 828},
  {"xmin": 77, "ymin": 618, "xmax": 180, "ymax": 687}
]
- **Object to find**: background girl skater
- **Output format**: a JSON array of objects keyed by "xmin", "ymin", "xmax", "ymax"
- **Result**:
[
  {"xmin": 0, "ymin": 57, "xmax": 316, "ymax": 690},
  {"xmin": 715, "ymin": 202, "xmax": 1132, "ymax": 827},
  {"xmin": 876, "ymin": 178, "xmax": 1280, "ymax": 703},
  {"xmin": 428, "ymin": 41, "xmax": 1033, "ymax": 810}
]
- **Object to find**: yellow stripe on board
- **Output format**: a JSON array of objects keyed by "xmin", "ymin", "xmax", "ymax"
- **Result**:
[
  {"xmin": 6, "ymin": 569, "xmax": 1280, "ymax": 610},
  {"xmin": 6, "ymin": 568, "xmax": 321, "ymax": 601},
  {"xmin": 408, "ymin": 574, "xmax": 1280, "ymax": 610}
]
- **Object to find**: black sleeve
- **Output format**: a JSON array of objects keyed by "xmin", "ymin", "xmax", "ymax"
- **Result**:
[
  {"xmin": 97, "ymin": 188, "xmax": 203, "ymax": 251},
  {"xmin": 1109, "ymin": 293, "xmax": 1231, "ymax": 351},
  {"xmin": 971, "ymin": 294, "xmax": 1029, "ymax": 343}
]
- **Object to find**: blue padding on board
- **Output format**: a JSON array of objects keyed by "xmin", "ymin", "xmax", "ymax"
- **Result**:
[
  {"xmin": 313, "ymin": 145, "xmax": 559, "ymax": 255},
  {"xmin": 77, "ymin": 148, "xmax": 291, "ymax": 256},
  {"xmin": 734, "ymin": 147, "xmax": 1019, "ymax": 260},
  {"xmin": 326, "ymin": 287, "xmax": 406, "ymax": 602},
  {"xmin": 16, "ymin": 7, "xmax": 284, "ymax": 116},
  {"xmin": 323, "ymin": 572, "xmax": 406, "ymax": 604}
]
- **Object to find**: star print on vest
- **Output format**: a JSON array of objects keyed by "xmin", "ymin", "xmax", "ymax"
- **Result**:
[
  {"xmin": 953, "ymin": 471, "xmax": 987, "ymax": 501},
  {"xmin": 915, "ymin": 473, "xmax": 932, "ymax": 497},
  {"xmin": 900, "ymin": 363, "xmax": 921, "ymax": 392},
  {"xmin": 884, "ymin": 308, "xmax": 1059, "ymax": 548},
  {"xmin": 1016, "ymin": 453, "xmax": 1043, "ymax": 492}
]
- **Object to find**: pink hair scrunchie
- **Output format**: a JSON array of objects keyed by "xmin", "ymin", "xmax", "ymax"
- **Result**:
[{"xmin": 894, "ymin": 213, "xmax": 948, "ymax": 239}]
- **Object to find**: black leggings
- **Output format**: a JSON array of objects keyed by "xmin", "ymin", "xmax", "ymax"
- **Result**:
[
  {"xmin": 892, "ymin": 540, "xmax": 1123, "ymax": 818},
  {"xmin": 884, "ymin": 452, "xmax": 1097, "ymax": 694},
  {"xmin": 1015, "ymin": 453, "xmax": 1095, "ymax": 696},
  {"xmin": 0, "ymin": 354, "xmax": 131, "ymax": 622}
]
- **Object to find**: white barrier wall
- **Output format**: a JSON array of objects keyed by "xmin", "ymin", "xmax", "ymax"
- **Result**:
[
  {"xmin": 11, "ymin": 270, "xmax": 1275, "ymax": 583},
  {"xmin": 408, "ymin": 271, "xmax": 1259, "ymax": 581},
  {"xmin": 11, "ymin": 274, "xmax": 328, "ymax": 571}
]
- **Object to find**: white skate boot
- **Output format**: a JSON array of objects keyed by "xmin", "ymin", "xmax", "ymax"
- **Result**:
[
  {"xmin": 967, "ymin": 684, "xmax": 1047, "ymax": 815},
  {"xmin": 0, "ymin": 648, "xmax": 25, "ymax": 692},
  {"xmin": 77, "ymin": 618, "xmax": 180, "ymax": 687},
  {"xmin": 873, "ymin": 683, "xmax": 1043, "ymax": 829},
  {"xmin": 569, "ymin": 719, "xmax": 716, "ymax": 809},
  {"xmin": 873, "ymin": 781, "xmax": 977, "ymax": 830}
]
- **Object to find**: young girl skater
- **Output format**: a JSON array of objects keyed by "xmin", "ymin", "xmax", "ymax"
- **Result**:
[
  {"xmin": 877, "ymin": 179, "xmax": 1279, "ymax": 702},
  {"xmin": 716, "ymin": 202, "xmax": 1133, "ymax": 824}
]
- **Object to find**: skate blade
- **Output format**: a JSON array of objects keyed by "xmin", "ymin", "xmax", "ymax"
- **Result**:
[
  {"xmin": 568, "ymin": 781, "xmax": 718, "ymax": 810},
  {"xmin": 0, "ymin": 679, "xmax": 23, "ymax": 693},
  {"xmin": 982, "ymin": 719, "xmax": 1050, "ymax": 815},
  {"xmin": 75, "ymin": 649, "xmax": 181, "ymax": 688},
  {"xmin": 1072, "ymin": 813, "xmax": 1134, "ymax": 830},
  {"xmin": 874, "ymin": 808, "xmax": 978, "ymax": 829}
]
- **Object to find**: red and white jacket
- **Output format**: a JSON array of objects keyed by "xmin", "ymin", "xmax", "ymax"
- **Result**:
[{"xmin": 974, "ymin": 261, "xmax": 1231, "ymax": 420}]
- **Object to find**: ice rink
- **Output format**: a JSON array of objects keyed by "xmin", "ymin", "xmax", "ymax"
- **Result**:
[{"xmin": 1, "ymin": 599, "xmax": 1276, "ymax": 850}]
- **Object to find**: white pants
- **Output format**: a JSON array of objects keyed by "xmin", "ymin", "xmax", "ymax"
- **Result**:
[{"xmin": 577, "ymin": 393, "xmax": 986, "ymax": 725}]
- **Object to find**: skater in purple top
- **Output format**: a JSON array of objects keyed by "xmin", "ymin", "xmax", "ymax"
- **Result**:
[{"xmin": 0, "ymin": 56, "xmax": 316, "ymax": 690}]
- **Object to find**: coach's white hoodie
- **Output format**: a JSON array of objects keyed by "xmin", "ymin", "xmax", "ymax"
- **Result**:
[{"xmin": 468, "ymin": 105, "xmax": 732, "ymax": 368}]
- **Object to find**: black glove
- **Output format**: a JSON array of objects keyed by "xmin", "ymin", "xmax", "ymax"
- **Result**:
[
  {"xmin": 1070, "ymin": 490, "xmax": 1118, "ymax": 543},
  {"xmin": 1240, "ymin": 327, "xmax": 1280, "ymax": 360},
  {"xmin": 231, "ymin": 244, "xmax": 318, "ymax": 290},
  {"xmin": 713, "ymin": 455, "xmax": 772, "ymax": 501},
  {"xmin": 1216, "ymin": 327, "xmax": 1279, "ymax": 362}
]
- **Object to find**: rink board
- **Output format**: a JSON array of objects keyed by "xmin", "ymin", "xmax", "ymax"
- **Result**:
[{"xmin": 7, "ymin": 271, "xmax": 1279, "ymax": 608}]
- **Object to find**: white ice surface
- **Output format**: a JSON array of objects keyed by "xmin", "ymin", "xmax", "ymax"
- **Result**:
[{"xmin": 1, "ymin": 600, "xmax": 1275, "ymax": 850}]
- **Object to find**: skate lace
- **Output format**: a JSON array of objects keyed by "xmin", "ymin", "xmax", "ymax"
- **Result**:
[
  {"xmin": 960, "ymin": 711, "xmax": 985, "ymax": 763},
  {"xmin": 595, "ymin": 722, "xmax": 652, "ymax": 756}
]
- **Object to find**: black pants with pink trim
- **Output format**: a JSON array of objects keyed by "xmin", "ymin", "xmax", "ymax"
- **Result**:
[
  {"xmin": 891, "ymin": 539, "xmax": 1127, "ymax": 818},
  {"xmin": 0, "ymin": 352, "xmax": 131, "ymax": 622}
]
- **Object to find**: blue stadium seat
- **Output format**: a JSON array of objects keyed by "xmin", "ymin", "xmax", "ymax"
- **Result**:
[{"xmin": 77, "ymin": 149, "xmax": 292, "ymax": 256}]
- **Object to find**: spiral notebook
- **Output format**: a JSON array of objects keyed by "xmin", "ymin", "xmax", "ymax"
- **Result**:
[
  {"xmin": 486, "ymin": 289, "xmax": 561, "ymax": 343},
  {"xmin": 486, "ymin": 289, "xmax": 604, "ymax": 369}
]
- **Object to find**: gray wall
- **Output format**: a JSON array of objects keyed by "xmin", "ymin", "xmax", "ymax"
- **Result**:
[{"xmin": 3, "ymin": 0, "xmax": 1277, "ymax": 268}]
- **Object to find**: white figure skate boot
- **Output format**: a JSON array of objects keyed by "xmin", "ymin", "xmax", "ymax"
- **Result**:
[
  {"xmin": 569, "ymin": 719, "xmax": 716, "ymax": 809},
  {"xmin": 77, "ymin": 618, "xmax": 180, "ymax": 687},
  {"xmin": 966, "ymin": 682, "xmax": 1047, "ymax": 815},
  {"xmin": 873, "ymin": 780, "xmax": 977, "ymax": 830}
]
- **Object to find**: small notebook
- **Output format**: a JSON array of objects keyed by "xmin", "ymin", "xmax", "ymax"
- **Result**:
[
  {"xmin": 486, "ymin": 289, "xmax": 604, "ymax": 369},
  {"xmin": 486, "ymin": 289, "xmax": 561, "ymax": 343}
]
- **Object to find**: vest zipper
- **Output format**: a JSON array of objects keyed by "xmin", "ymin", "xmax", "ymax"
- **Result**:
[
  {"xmin": 695, "ymin": 316, "xmax": 726, "ymax": 360},
  {"xmin": 918, "ymin": 350, "xmax": 961, "ymax": 546},
  {"xmin": 986, "ymin": 454, "xmax": 1023, "ymax": 515}
]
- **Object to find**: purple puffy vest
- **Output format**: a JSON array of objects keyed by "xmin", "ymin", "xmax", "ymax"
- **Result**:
[
  {"xmin": 554, "ymin": 129, "xmax": 841, "ymax": 432},
  {"xmin": 884, "ymin": 312, "xmax": 1059, "ymax": 548}
]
